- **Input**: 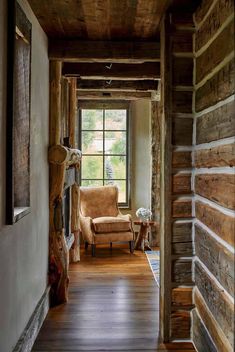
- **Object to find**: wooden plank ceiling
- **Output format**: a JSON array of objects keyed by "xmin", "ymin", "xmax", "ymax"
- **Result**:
[{"xmin": 28, "ymin": 0, "xmax": 200, "ymax": 99}]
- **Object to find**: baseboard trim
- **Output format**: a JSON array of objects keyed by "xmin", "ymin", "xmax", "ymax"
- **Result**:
[{"xmin": 13, "ymin": 286, "xmax": 50, "ymax": 352}]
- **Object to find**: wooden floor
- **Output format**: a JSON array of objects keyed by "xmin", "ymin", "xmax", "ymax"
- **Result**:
[{"xmin": 32, "ymin": 245, "xmax": 195, "ymax": 351}]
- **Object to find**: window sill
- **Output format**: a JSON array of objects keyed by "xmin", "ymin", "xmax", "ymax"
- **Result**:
[{"xmin": 14, "ymin": 207, "xmax": 30, "ymax": 223}]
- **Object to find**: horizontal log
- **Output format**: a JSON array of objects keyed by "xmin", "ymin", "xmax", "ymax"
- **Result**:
[
  {"xmin": 172, "ymin": 199, "xmax": 192, "ymax": 218},
  {"xmin": 194, "ymin": 143, "xmax": 235, "ymax": 168},
  {"xmin": 172, "ymin": 57, "xmax": 193, "ymax": 86},
  {"xmin": 195, "ymin": 224, "xmax": 234, "ymax": 297},
  {"xmin": 192, "ymin": 308, "xmax": 217, "ymax": 352},
  {"xmin": 48, "ymin": 145, "xmax": 82, "ymax": 166},
  {"xmin": 172, "ymin": 288, "xmax": 193, "ymax": 308},
  {"xmin": 194, "ymin": 260, "xmax": 234, "ymax": 347},
  {"xmin": 171, "ymin": 31, "xmax": 193, "ymax": 53},
  {"xmin": 172, "ymin": 241, "xmax": 193, "ymax": 256},
  {"xmin": 172, "ymin": 151, "xmax": 192, "ymax": 169},
  {"xmin": 195, "ymin": 201, "xmax": 235, "ymax": 246},
  {"xmin": 195, "ymin": 174, "xmax": 235, "ymax": 210},
  {"xmin": 172, "ymin": 222, "xmax": 192, "ymax": 243},
  {"xmin": 49, "ymin": 40, "xmax": 160, "ymax": 63},
  {"xmin": 77, "ymin": 79, "xmax": 159, "ymax": 91},
  {"xmin": 195, "ymin": 0, "xmax": 234, "ymax": 52},
  {"xmin": 193, "ymin": 288, "xmax": 233, "ymax": 352},
  {"xmin": 196, "ymin": 20, "xmax": 234, "ymax": 84},
  {"xmin": 170, "ymin": 311, "xmax": 191, "ymax": 339},
  {"xmin": 77, "ymin": 91, "xmax": 151, "ymax": 100},
  {"xmin": 63, "ymin": 62, "xmax": 160, "ymax": 80},
  {"xmin": 195, "ymin": 59, "xmax": 235, "ymax": 112},
  {"xmin": 172, "ymin": 259, "xmax": 193, "ymax": 284},
  {"xmin": 172, "ymin": 118, "xmax": 193, "ymax": 146},
  {"xmin": 172, "ymin": 91, "xmax": 193, "ymax": 113},
  {"xmin": 172, "ymin": 173, "xmax": 191, "ymax": 195},
  {"xmin": 196, "ymin": 100, "xmax": 235, "ymax": 144},
  {"xmin": 194, "ymin": 0, "xmax": 215, "ymax": 27}
]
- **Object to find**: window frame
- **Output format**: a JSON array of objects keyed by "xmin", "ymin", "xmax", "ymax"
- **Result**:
[{"xmin": 78, "ymin": 102, "xmax": 131, "ymax": 208}]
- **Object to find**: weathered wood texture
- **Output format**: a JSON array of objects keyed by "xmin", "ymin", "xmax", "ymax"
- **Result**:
[
  {"xmin": 172, "ymin": 91, "xmax": 193, "ymax": 113},
  {"xmin": 68, "ymin": 78, "xmax": 77, "ymax": 147},
  {"xmin": 172, "ymin": 259, "xmax": 193, "ymax": 284},
  {"xmin": 172, "ymin": 31, "xmax": 193, "ymax": 53},
  {"xmin": 172, "ymin": 222, "xmax": 192, "ymax": 243},
  {"xmin": 172, "ymin": 241, "xmax": 193, "ymax": 256},
  {"xmin": 172, "ymin": 57, "xmax": 193, "ymax": 86},
  {"xmin": 77, "ymin": 79, "xmax": 159, "ymax": 91},
  {"xmin": 49, "ymin": 62, "xmax": 62, "ymax": 146},
  {"xmin": 196, "ymin": 100, "xmax": 235, "ymax": 144},
  {"xmin": 172, "ymin": 118, "xmax": 193, "ymax": 146},
  {"xmin": 191, "ymin": 308, "xmax": 217, "ymax": 352},
  {"xmin": 194, "ymin": 260, "xmax": 234, "ymax": 347},
  {"xmin": 194, "ymin": 143, "xmax": 235, "ymax": 167},
  {"xmin": 196, "ymin": 20, "xmax": 234, "ymax": 83},
  {"xmin": 77, "ymin": 91, "xmax": 151, "ymax": 100},
  {"xmin": 172, "ymin": 288, "xmax": 193, "ymax": 308},
  {"xmin": 195, "ymin": 201, "xmax": 235, "ymax": 246},
  {"xmin": 195, "ymin": 173, "xmax": 235, "ymax": 210},
  {"xmin": 195, "ymin": 0, "xmax": 234, "ymax": 51},
  {"xmin": 48, "ymin": 145, "xmax": 82, "ymax": 166},
  {"xmin": 195, "ymin": 59, "xmax": 235, "ymax": 112},
  {"xmin": 172, "ymin": 151, "xmax": 192, "ymax": 169},
  {"xmin": 172, "ymin": 173, "xmax": 191, "ymax": 195},
  {"xmin": 171, "ymin": 311, "xmax": 191, "ymax": 339},
  {"xmin": 195, "ymin": 224, "xmax": 234, "ymax": 297},
  {"xmin": 194, "ymin": 0, "xmax": 214, "ymax": 26},
  {"xmin": 193, "ymin": 288, "xmax": 233, "ymax": 352},
  {"xmin": 172, "ymin": 199, "xmax": 192, "ymax": 218}
]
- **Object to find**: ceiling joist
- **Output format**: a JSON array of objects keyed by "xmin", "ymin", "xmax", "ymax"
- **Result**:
[
  {"xmin": 49, "ymin": 40, "xmax": 160, "ymax": 63},
  {"xmin": 77, "ymin": 91, "xmax": 152, "ymax": 100},
  {"xmin": 63, "ymin": 62, "xmax": 160, "ymax": 80},
  {"xmin": 77, "ymin": 79, "xmax": 159, "ymax": 92}
]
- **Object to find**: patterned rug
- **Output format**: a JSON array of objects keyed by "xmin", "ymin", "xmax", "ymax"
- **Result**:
[{"xmin": 145, "ymin": 250, "xmax": 160, "ymax": 287}]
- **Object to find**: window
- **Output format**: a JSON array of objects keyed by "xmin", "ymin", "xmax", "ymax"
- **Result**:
[{"xmin": 79, "ymin": 107, "xmax": 130, "ymax": 206}]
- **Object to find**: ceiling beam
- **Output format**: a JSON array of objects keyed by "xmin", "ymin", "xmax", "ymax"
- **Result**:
[
  {"xmin": 49, "ymin": 40, "xmax": 160, "ymax": 63},
  {"xmin": 63, "ymin": 62, "xmax": 160, "ymax": 80},
  {"xmin": 77, "ymin": 91, "xmax": 152, "ymax": 100},
  {"xmin": 77, "ymin": 79, "xmax": 159, "ymax": 92}
]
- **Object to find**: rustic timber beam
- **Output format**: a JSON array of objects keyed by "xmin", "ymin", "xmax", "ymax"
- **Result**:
[
  {"xmin": 77, "ymin": 91, "xmax": 152, "ymax": 100},
  {"xmin": 63, "ymin": 62, "xmax": 160, "ymax": 80},
  {"xmin": 77, "ymin": 79, "xmax": 159, "ymax": 91},
  {"xmin": 49, "ymin": 40, "xmax": 160, "ymax": 63}
]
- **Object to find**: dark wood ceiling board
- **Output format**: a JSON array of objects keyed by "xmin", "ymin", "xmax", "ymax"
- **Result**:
[
  {"xmin": 76, "ymin": 79, "xmax": 159, "ymax": 91},
  {"xmin": 109, "ymin": 0, "xmax": 137, "ymax": 39},
  {"xmin": 62, "ymin": 62, "xmax": 160, "ymax": 80}
]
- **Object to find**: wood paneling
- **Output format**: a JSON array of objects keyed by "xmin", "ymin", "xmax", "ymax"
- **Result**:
[
  {"xmin": 172, "ymin": 259, "xmax": 193, "ymax": 284},
  {"xmin": 172, "ymin": 118, "xmax": 193, "ymax": 146},
  {"xmin": 195, "ymin": 174, "xmax": 235, "ymax": 210},
  {"xmin": 172, "ymin": 91, "xmax": 193, "ymax": 113},
  {"xmin": 172, "ymin": 199, "xmax": 192, "ymax": 218},
  {"xmin": 195, "ymin": 59, "xmax": 235, "ymax": 112},
  {"xmin": 194, "ymin": 143, "xmax": 235, "ymax": 168},
  {"xmin": 194, "ymin": 260, "xmax": 234, "ymax": 347},
  {"xmin": 171, "ymin": 311, "xmax": 191, "ymax": 339},
  {"xmin": 195, "ymin": 201, "xmax": 235, "ymax": 246},
  {"xmin": 191, "ymin": 308, "xmax": 217, "ymax": 352},
  {"xmin": 172, "ymin": 222, "xmax": 192, "ymax": 243},
  {"xmin": 63, "ymin": 62, "xmax": 160, "ymax": 80},
  {"xmin": 195, "ymin": 0, "xmax": 234, "ymax": 52},
  {"xmin": 50, "ymin": 40, "xmax": 160, "ymax": 62},
  {"xmin": 172, "ymin": 57, "xmax": 193, "ymax": 85},
  {"xmin": 172, "ymin": 288, "xmax": 193, "ymax": 308},
  {"xmin": 77, "ymin": 79, "xmax": 159, "ymax": 91},
  {"xmin": 172, "ymin": 173, "xmax": 191, "ymax": 195},
  {"xmin": 196, "ymin": 20, "xmax": 234, "ymax": 83},
  {"xmin": 196, "ymin": 100, "xmax": 235, "ymax": 144},
  {"xmin": 195, "ymin": 224, "xmax": 234, "ymax": 297},
  {"xmin": 172, "ymin": 151, "xmax": 192, "ymax": 169},
  {"xmin": 194, "ymin": 288, "xmax": 233, "ymax": 352}
]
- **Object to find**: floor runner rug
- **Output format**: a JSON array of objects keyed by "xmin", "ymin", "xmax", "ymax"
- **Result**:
[{"xmin": 145, "ymin": 250, "xmax": 160, "ymax": 287}]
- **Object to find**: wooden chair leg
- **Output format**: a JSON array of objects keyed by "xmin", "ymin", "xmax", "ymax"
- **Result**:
[
  {"xmin": 91, "ymin": 244, "xmax": 96, "ymax": 257},
  {"xmin": 85, "ymin": 241, "xmax": 89, "ymax": 250},
  {"xmin": 110, "ymin": 242, "xmax": 112, "ymax": 250},
  {"xmin": 129, "ymin": 240, "xmax": 135, "ymax": 254}
]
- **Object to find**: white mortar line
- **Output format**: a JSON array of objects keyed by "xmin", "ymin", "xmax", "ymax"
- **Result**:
[
  {"xmin": 195, "ymin": 257, "xmax": 234, "ymax": 304},
  {"xmin": 194, "ymin": 194, "xmax": 235, "ymax": 217},
  {"xmin": 173, "ymin": 146, "xmax": 193, "ymax": 152},
  {"xmin": 194, "ymin": 167, "xmax": 235, "ymax": 174},
  {"xmin": 194, "ymin": 136, "xmax": 235, "ymax": 150},
  {"xmin": 193, "ymin": 0, "xmax": 217, "ymax": 30},
  {"xmin": 173, "ymin": 219, "xmax": 193, "ymax": 224},
  {"xmin": 172, "ymin": 52, "xmax": 194, "ymax": 58},
  {"xmin": 195, "ymin": 94, "xmax": 235, "ymax": 118}
]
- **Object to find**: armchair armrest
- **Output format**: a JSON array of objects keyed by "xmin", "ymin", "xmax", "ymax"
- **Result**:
[{"xmin": 79, "ymin": 215, "xmax": 95, "ymax": 244}]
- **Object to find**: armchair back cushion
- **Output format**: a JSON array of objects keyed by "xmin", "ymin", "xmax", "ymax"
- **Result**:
[{"xmin": 80, "ymin": 185, "xmax": 119, "ymax": 219}]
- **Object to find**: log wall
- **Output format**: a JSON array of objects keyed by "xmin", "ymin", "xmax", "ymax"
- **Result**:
[{"xmin": 192, "ymin": 1, "xmax": 235, "ymax": 350}]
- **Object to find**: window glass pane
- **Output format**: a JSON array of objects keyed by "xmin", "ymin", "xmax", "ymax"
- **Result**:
[
  {"xmin": 105, "ymin": 180, "xmax": 126, "ymax": 203},
  {"xmin": 105, "ymin": 110, "xmax": 126, "ymax": 130},
  {"xmin": 82, "ymin": 131, "xmax": 103, "ymax": 154},
  {"xmin": 82, "ymin": 180, "xmax": 103, "ymax": 187},
  {"xmin": 104, "ymin": 131, "xmax": 126, "ymax": 155},
  {"xmin": 82, "ymin": 110, "xmax": 103, "ymax": 130},
  {"xmin": 82, "ymin": 156, "xmax": 103, "ymax": 179},
  {"xmin": 104, "ymin": 156, "xmax": 126, "ymax": 180}
]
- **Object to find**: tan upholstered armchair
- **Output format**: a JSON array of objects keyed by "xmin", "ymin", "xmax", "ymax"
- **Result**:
[{"xmin": 79, "ymin": 185, "xmax": 135, "ymax": 256}]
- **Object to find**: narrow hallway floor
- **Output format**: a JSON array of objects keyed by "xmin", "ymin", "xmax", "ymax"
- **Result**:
[{"xmin": 32, "ymin": 245, "xmax": 194, "ymax": 351}]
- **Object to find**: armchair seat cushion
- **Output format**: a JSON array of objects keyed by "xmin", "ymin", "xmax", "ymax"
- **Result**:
[{"xmin": 93, "ymin": 216, "xmax": 132, "ymax": 233}]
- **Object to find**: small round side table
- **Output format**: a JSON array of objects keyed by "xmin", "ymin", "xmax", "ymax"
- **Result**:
[{"xmin": 134, "ymin": 220, "xmax": 157, "ymax": 252}]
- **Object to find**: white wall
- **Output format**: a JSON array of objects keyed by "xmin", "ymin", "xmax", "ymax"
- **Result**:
[
  {"xmin": 123, "ymin": 100, "xmax": 152, "ymax": 222},
  {"xmin": 0, "ymin": 1, "xmax": 49, "ymax": 351}
]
